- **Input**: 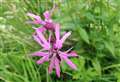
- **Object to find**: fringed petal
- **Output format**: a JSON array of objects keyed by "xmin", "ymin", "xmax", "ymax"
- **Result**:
[
  {"xmin": 61, "ymin": 32, "xmax": 71, "ymax": 43},
  {"xmin": 36, "ymin": 55, "xmax": 49, "ymax": 64},
  {"xmin": 32, "ymin": 51, "xmax": 48, "ymax": 57},
  {"xmin": 55, "ymin": 58, "xmax": 60, "ymax": 77},
  {"xmin": 61, "ymin": 55, "xmax": 77, "ymax": 70}
]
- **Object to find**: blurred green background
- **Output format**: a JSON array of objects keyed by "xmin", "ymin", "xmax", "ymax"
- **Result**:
[{"xmin": 0, "ymin": 0, "xmax": 120, "ymax": 82}]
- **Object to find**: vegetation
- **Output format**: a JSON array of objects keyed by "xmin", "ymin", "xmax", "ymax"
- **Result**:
[{"xmin": 0, "ymin": 0, "xmax": 120, "ymax": 82}]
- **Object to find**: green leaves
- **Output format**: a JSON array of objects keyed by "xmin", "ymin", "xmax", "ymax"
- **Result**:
[
  {"xmin": 92, "ymin": 58, "xmax": 101, "ymax": 76},
  {"xmin": 104, "ymin": 41, "xmax": 115, "ymax": 57},
  {"xmin": 78, "ymin": 27, "xmax": 89, "ymax": 44}
]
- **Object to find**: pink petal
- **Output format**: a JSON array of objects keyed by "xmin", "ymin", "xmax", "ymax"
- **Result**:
[
  {"xmin": 33, "ymin": 20, "xmax": 42, "ymax": 24},
  {"xmin": 36, "ymin": 29, "xmax": 47, "ymax": 43},
  {"xmin": 54, "ymin": 24, "xmax": 63, "ymax": 49},
  {"xmin": 54, "ymin": 40, "xmax": 62, "ymax": 49},
  {"xmin": 48, "ymin": 32, "xmax": 52, "ymax": 43},
  {"xmin": 32, "ymin": 51, "xmax": 48, "ymax": 57},
  {"xmin": 37, "ymin": 27, "xmax": 46, "ymax": 33},
  {"xmin": 61, "ymin": 55, "xmax": 77, "ymax": 70},
  {"xmin": 61, "ymin": 32, "xmax": 71, "ymax": 43},
  {"xmin": 55, "ymin": 58, "xmax": 60, "ymax": 77},
  {"xmin": 33, "ymin": 35, "xmax": 49, "ymax": 50},
  {"xmin": 36, "ymin": 55, "xmax": 49, "ymax": 64},
  {"xmin": 44, "ymin": 22, "xmax": 54, "ymax": 30},
  {"xmin": 68, "ymin": 51, "xmax": 78, "ymax": 57},
  {"xmin": 37, "ymin": 20, "xmax": 46, "ymax": 25},
  {"xmin": 55, "ymin": 23, "xmax": 60, "ymax": 40},
  {"xmin": 27, "ymin": 20, "xmax": 45, "ymax": 25},
  {"xmin": 27, "ymin": 13, "xmax": 46, "ymax": 25},
  {"xmin": 45, "ymin": 19, "xmax": 53, "ymax": 23},
  {"xmin": 60, "ymin": 51, "xmax": 78, "ymax": 57},
  {"xmin": 36, "ymin": 29, "xmax": 50, "ymax": 49},
  {"xmin": 48, "ymin": 57, "xmax": 55, "ymax": 74},
  {"xmin": 33, "ymin": 35, "xmax": 46, "ymax": 48},
  {"xmin": 27, "ymin": 13, "xmax": 41, "ymax": 20},
  {"xmin": 43, "ymin": 11, "xmax": 51, "ymax": 20}
]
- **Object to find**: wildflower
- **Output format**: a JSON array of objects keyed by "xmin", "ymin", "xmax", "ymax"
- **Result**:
[
  {"xmin": 32, "ymin": 23, "xmax": 78, "ymax": 77},
  {"xmin": 27, "ymin": 10, "xmax": 55, "ymax": 31}
]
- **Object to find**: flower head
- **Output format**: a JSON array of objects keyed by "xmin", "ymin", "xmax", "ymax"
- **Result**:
[
  {"xmin": 28, "ymin": 5, "xmax": 78, "ymax": 77},
  {"xmin": 32, "ymin": 23, "xmax": 78, "ymax": 77},
  {"xmin": 27, "ymin": 10, "xmax": 54, "ymax": 31}
]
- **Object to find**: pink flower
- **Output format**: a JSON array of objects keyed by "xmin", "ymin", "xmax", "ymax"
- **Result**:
[
  {"xmin": 27, "ymin": 10, "xmax": 54, "ymax": 31},
  {"xmin": 32, "ymin": 23, "xmax": 78, "ymax": 77}
]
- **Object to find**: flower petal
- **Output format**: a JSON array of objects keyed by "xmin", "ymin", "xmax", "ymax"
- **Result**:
[
  {"xmin": 27, "ymin": 13, "xmax": 46, "ymax": 25},
  {"xmin": 48, "ymin": 32, "xmax": 52, "ymax": 43},
  {"xmin": 27, "ymin": 13, "xmax": 41, "ymax": 20},
  {"xmin": 54, "ymin": 24, "xmax": 62, "ymax": 49},
  {"xmin": 54, "ymin": 40, "xmax": 62, "ymax": 49},
  {"xmin": 33, "ymin": 35, "xmax": 49, "ymax": 50},
  {"xmin": 55, "ymin": 58, "xmax": 60, "ymax": 77},
  {"xmin": 36, "ymin": 29, "xmax": 47, "ymax": 43},
  {"xmin": 61, "ymin": 32, "xmax": 71, "ymax": 43},
  {"xmin": 33, "ymin": 20, "xmax": 45, "ymax": 25},
  {"xmin": 37, "ymin": 27, "xmax": 46, "ymax": 33},
  {"xmin": 32, "ymin": 51, "xmax": 48, "ymax": 57},
  {"xmin": 55, "ymin": 23, "xmax": 60, "ymax": 40},
  {"xmin": 36, "ymin": 29, "xmax": 50, "ymax": 49},
  {"xmin": 48, "ymin": 57, "xmax": 55, "ymax": 74},
  {"xmin": 33, "ymin": 35, "xmax": 46, "ymax": 48},
  {"xmin": 36, "ymin": 55, "xmax": 49, "ymax": 64},
  {"xmin": 61, "ymin": 55, "xmax": 77, "ymax": 70},
  {"xmin": 68, "ymin": 51, "xmax": 78, "ymax": 57},
  {"xmin": 43, "ymin": 11, "xmax": 51, "ymax": 20},
  {"xmin": 60, "ymin": 51, "xmax": 78, "ymax": 57}
]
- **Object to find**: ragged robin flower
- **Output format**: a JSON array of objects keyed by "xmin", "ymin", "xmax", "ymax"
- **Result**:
[
  {"xmin": 32, "ymin": 23, "xmax": 78, "ymax": 77},
  {"xmin": 27, "ymin": 5, "xmax": 57, "ymax": 32}
]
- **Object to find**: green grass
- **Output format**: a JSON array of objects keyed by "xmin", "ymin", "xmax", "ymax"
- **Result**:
[{"xmin": 0, "ymin": 0, "xmax": 120, "ymax": 82}]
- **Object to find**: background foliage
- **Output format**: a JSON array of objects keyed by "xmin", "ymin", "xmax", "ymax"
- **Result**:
[{"xmin": 0, "ymin": 0, "xmax": 120, "ymax": 82}]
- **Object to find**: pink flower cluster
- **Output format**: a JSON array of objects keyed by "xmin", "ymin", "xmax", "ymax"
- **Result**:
[{"xmin": 27, "ymin": 9, "xmax": 78, "ymax": 77}]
